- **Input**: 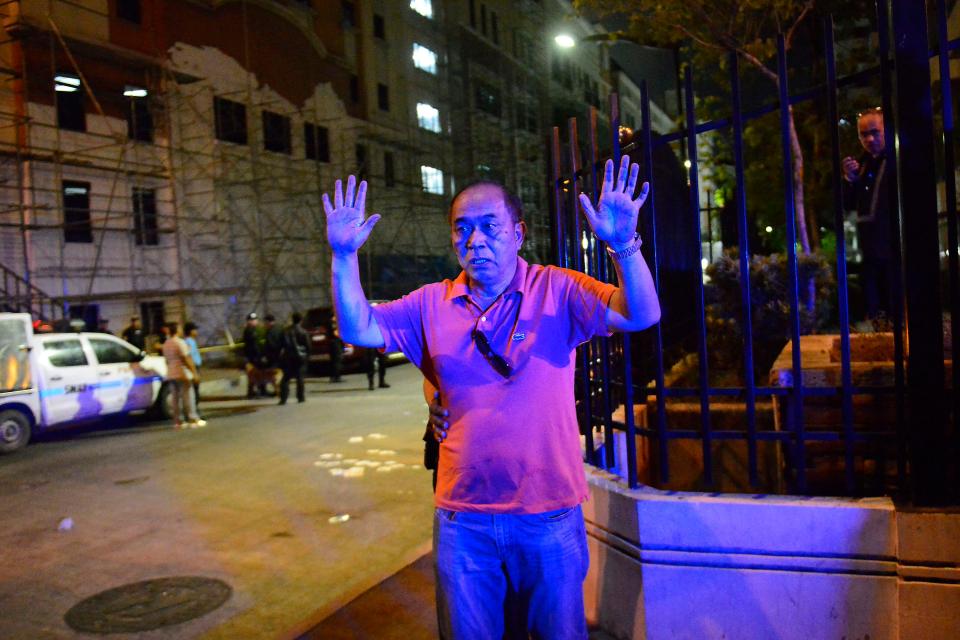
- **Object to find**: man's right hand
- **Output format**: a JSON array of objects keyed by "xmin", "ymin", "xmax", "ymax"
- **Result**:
[
  {"xmin": 842, "ymin": 156, "xmax": 860, "ymax": 183},
  {"xmin": 428, "ymin": 391, "xmax": 449, "ymax": 442},
  {"xmin": 322, "ymin": 175, "xmax": 381, "ymax": 256}
]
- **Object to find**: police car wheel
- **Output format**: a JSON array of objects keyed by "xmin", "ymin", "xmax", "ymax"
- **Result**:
[
  {"xmin": 149, "ymin": 383, "xmax": 174, "ymax": 420},
  {"xmin": 0, "ymin": 409, "xmax": 31, "ymax": 454}
]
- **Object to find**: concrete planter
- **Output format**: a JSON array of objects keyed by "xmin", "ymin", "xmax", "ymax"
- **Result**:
[{"xmin": 583, "ymin": 467, "xmax": 960, "ymax": 639}]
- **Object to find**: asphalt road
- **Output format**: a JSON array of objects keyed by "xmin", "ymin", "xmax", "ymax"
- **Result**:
[{"xmin": 0, "ymin": 363, "xmax": 436, "ymax": 639}]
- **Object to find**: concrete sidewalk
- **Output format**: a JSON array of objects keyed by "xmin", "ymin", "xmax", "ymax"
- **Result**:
[
  {"xmin": 196, "ymin": 366, "xmax": 247, "ymax": 398},
  {"xmin": 295, "ymin": 552, "xmax": 438, "ymax": 640}
]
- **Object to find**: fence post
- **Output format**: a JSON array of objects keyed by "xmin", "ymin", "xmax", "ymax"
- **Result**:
[{"xmin": 890, "ymin": 0, "xmax": 951, "ymax": 504}]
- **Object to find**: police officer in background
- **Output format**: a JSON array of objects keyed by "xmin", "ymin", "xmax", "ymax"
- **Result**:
[{"xmin": 122, "ymin": 316, "xmax": 145, "ymax": 351}]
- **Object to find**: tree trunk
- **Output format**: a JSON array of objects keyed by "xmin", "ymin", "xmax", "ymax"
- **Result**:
[
  {"xmin": 787, "ymin": 107, "xmax": 817, "ymax": 311},
  {"xmin": 787, "ymin": 107, "xmax": 811, "ymax": 255}
]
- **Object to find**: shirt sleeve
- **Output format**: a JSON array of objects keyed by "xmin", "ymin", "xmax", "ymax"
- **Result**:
[
  {"xmin": 559, "ymin": 268, "xmax": 617, "ymax": 347},
  {"xmin": 371, "ymin": 287, "xmax": 428, "ymax": 369}
]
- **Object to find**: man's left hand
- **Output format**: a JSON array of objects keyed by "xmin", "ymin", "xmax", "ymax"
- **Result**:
[
  {"xmin": 578, "ymin": 156, "xmax": 649, "ymax": 251},
  {"xmin": 428, "ymin": 391, "xmax": 449, "ymax": 442}
]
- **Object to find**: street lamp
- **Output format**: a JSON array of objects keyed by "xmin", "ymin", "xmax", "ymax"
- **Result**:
[{"xmin": 554, "ymin": 34, "xmax": 576, "ymax": 49}]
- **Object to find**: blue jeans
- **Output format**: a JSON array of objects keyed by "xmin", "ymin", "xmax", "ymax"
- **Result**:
[{"xmin": 433, "ymin": 505, "xmax": 589, "ymax": 640}]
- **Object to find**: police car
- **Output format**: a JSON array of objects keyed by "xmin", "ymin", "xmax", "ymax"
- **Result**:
[{"xmin": 0, "ymin": 313, "xmax": 170, "ymax": 454}]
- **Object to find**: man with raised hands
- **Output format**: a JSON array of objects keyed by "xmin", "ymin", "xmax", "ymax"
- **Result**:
[{"xmin": 322, "ymin": 155, "xmax": 660, "ymax": 640}]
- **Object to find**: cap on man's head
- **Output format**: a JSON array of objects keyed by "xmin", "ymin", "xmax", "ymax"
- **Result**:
[
  {"xmin": 265, "ymin": 313, "xmax": 275, "ymax": 322},
  {"xmin": 247, "ymin": 312, "xmax": 258, "ymax": 320}
]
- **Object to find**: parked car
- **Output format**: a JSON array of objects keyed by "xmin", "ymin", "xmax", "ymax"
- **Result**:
[
  {"xmin": 301, "ymin": 304, "xmax": 404, "ymax": 373},
  {"xmin": 0, "ymin": 313, "xmax": 170, "ymax": 454}
]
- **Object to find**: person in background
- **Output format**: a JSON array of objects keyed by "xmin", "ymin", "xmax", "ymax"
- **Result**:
[
  {"xmin": 96, "ymin": 318, "xmax": 112, "ymax": 335},
  {"xmin": 329, "ymin": 317, "xmax": 344, "ymax": 383},
  {"xmin": 842, "ymin": 107, "xmax": 893, "ymax": 322},
  {"xmin": 363, "ymin": 347, "xmax": 389, "ymax": 391},
  {"xmin": 262, "ymin": 313, "xmax": 282, "ymax": 397},
  {"xmin": 278, "ymin": 312, "xmax": 310, "ymax": 405},
  {"xmin": 243, "ymin": 312, "xmax": 266, "ymax": 398},
  {"xmin": 184, "ymin": 322, "xmax": 203, "ymax": 418},
  {"xmin": 122, "ymin": 316, "xmax": 145, "ymax": 351},
  {"xmin": 153, "ymin": 324, "xmax": 170, "ymax": 354},
  {"xmin": 162, "ymin": 322, "xmax": 205, "ymax": 429}
]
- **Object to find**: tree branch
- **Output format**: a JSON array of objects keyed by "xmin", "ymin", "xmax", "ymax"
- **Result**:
[
  {"xmin": 785, "ymin": 1, "xmax": 815, "ymax": 49},
  {"xmin": 735, "ymin": 48, "xmax": 779, "ymax": 83},
  {"xmin": 673, "ymin": 23, "xmax": 729, "ymax": 53}
]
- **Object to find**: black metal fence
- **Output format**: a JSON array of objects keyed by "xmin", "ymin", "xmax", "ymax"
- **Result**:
[{"xmin": 552, "ymin": 0, "xmax": 958, "ymax": 505}]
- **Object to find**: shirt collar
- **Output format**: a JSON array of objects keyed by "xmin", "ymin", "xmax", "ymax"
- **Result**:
[{"xmin": 445, "ymin": 256, "xmax": 528, "ymax": 301}]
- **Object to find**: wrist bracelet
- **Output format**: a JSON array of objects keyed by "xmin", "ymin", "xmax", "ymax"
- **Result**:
[{"xmin": 605, "ymin": 233, "xmax": 643, "ymax": 261}]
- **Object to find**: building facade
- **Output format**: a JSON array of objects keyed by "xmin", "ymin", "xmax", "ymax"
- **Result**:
[{"xmin": 0, "ymin": 0, "xmax": 669, "ymax": 343}]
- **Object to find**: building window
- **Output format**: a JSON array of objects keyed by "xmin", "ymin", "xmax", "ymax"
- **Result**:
[
  {"xmin": 63, "ymin": 181, "xmax": 92, "ymax": 243},
  {"xmin": 377, "ymin": 83, "xmax": 390, "ymax": 111},
  {"xmin": 116, "ymin": 0, "xmax": 141, "ymax": 24},
  {"xmin": 262, "ymin": 110, "xmax": 291, "ymax": 154},
  {"xmin": 214, "ymin": 96, "xmax": 247, "ymax": 145},
  {"xmin": 469, "ymin": 0, "xmax": 476, "ymax": 27},
  {"xmin": 412, "ymin": 43, "xmax": 437, "ymax": 74},
  {"xmin": 356, "ymin": 144, "xmax": 367, "ymax": 179},
  {"xmin": 475, "ymin": 83, "xmax": 501, "ymax": 118},
  {"xmin": 132, "ymin": 187, "xmax": 158, "ymax": 246},
  {"xmin": 342, "ymin": 1, "xmax": 356, "ymax": 27},
  {"xmin": 305, "ymin": 123, "xmax": 330, "ymax": 162},
  {"xmin": 384, "ymin": 151, "xmax": 395, "ymax": 188},
  {"xmin": 55, "ymin": 73, "xmax": 84, "ymax": 132},
  {"xmin": 350, "ymin": 75, "xmax": 360, "ymax": 103},
  {"xmin": 517, "ymin": 102, "xmax": 539, "ymax": 134},
  {"xmin": 373, "ymin": 13, "xmax": 386, "ymax": 39},
  {"xmin": 124, "ymin": 86, "xmax": 152, "ymax": 142},
  {"xmin": 140, "ymin": 301, "xmax": 165, "ymax": 335},
  {"xmin": 416, "ymin": 102, "xmax": 441, "ymax": 132},
  {"xmin": 410, "ymin": 0, "xmax": 432, "ymax": 19},
  {"xmin": 492, "ymin": 12, "xmax": 499, "ymax": 44},
  {"xmin": 481, "ymin": 4, "xmax": 487, "ymax": 36},
  {"xmin": 421, "ymin": 166, "xmax": 443, "ymax": 195}
]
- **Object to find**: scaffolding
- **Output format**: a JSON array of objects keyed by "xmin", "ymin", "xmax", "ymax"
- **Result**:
[{"xmin": 0, "ymin": 0, "xmax": 355, "ymax": 339}]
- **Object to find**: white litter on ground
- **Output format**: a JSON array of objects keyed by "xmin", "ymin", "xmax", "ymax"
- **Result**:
[
  {"xmin": 315, "ymin": 461, "xmax": 341, "ymax": 468},
  {"xmin": 343, "ymin": 458, "xmax": 358, "ymax": 464},
  {"xmin": 366, "ymin": 448, "xmax": 381, "ymax": 454},
  {"xmin": 367, "ymin": 433, "xmax": 387, "ymax": 440},
  {"xmin": 348, "ymin": 436, "xmax": 364, "ymax": 443},
  {"xmin": 356, "ymin": 460, "xmax": 382, "ymax": 467},
  {"xmin": 377, "ymin": 462, "xmax": 409, "ymax": 471},
  {"xmin": 328, "ymin": 514, "xmax": 351, "ymax": 524},
  {"xmin": 57, "ymin": 517, "xmax": 73, "ymax": 532},
  {"xmin": 329, "ymin": 468, "xmax": 345, "ymax": 477},
  {"xmin": 342, "ymin": 466, "xmax": 365, "ymax": 478},
  {"xmin": 376, "ymin": 449, "xmax": 396, "ymax": 456}
]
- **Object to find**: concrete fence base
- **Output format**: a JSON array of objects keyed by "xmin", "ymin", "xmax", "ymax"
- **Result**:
[{"xmin": 582, "ymin": 467, "xmax": 960, "ymax": 639}]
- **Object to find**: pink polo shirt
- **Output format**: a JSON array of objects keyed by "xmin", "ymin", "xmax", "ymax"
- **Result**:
[{"xmin": 373, "ymin": 257, "xmax": 616, "ymax": 514}]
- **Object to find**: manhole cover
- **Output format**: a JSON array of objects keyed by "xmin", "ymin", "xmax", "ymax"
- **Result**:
[{"xmin": 64, "ymin": 576, "xmax": 231, "ymax": 634}]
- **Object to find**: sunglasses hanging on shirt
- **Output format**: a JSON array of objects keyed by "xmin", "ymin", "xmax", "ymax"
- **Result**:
[{"xmin": 472, "ymin": 329, "xmax": 513, "ymax": 378}]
